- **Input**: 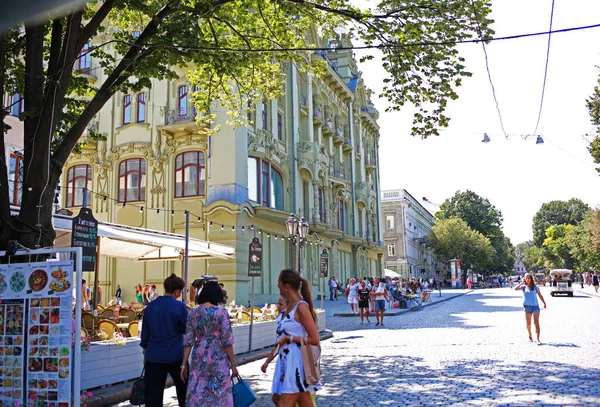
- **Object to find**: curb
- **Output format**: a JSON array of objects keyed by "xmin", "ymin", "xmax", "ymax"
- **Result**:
[
  {"xmin": 332, "ymin": 290, "xmax": 473, "ymax": 317},
  {"xmin": 86, "ymin": 330, "xmax": 334, "ymax": 407}
]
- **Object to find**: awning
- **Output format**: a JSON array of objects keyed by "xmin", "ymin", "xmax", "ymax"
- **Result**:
[
  {"xmin": 384, "ymin": 268, "xmax": 401, "ymax": 278},
  {"xmin": 53, "ymin": 214, "xmax": 235, "ymax": 261}
]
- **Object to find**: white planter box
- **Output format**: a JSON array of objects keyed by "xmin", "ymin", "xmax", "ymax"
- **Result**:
[
  {"xmin": 232, "ymin": 309, "xmax": 327, "ymax": 355},
  {"xmin": 81, "ymin": 338, "xmax": 143, "ymax": 390}
]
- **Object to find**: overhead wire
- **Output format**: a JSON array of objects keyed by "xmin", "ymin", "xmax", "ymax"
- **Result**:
[{"xmin": 532, "ymin": 0, "xmax": 556, "ymax": 136}]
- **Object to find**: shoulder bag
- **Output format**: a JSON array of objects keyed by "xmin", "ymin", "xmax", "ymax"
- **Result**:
[
  {"xmin": 232, "ymin": 374, "xmax": 256, "ymax": 407},
  {"xmin": 300, "ymin": 337, "xmax": 322, "ymax": 385},
  {"xmin": 129, "ymin": 368, "xmax": 145, "ymax": 406}
]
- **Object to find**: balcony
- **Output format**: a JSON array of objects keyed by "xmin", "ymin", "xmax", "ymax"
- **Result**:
[
  {"xmin": 165, "ymin": 103, "xmax": 198, "ymax": 125},
  {"xmin": 74, "ymin": 63, "xmax": 99, "ymax": 82},
  {"xmin": 354, "ymin": 181, "xmax": 369, "ymax": 205},
  {"xmin": 343, "ymin": 136, "xmax": 353, "ymax": 152},
  {"xmin": 332, "ymin": 127, "xmax": 344, "ymax": 145},
  {"xmin": 328, "ymin": 163, "xmax": 345, "ymax": 183},
  {"xmin": 322, "ymin": 118, "xmax": 334, "ymax": 136},
  {"xmin": 365, "ymin": 153, "xmax": 377, "ymax": 172},
  {"xmin": 313, "ymin": 106, "xmax": 323, "ymax": 124},
  {"xmin": 300, "ymin": 95, "xmax": 309, "ymax": 116}
]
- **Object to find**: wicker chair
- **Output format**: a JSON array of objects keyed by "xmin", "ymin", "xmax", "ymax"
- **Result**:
[
  {"xmin": 101, "ymin": 309, "xmax": 114, "ymax": 318},
  {"xmin": 127, "ymin": 321, "xmax": 139, "ymax": 337},
  {"xmin": 121, "ymin": 309, "xmax": 136, "ymax": 322},
  {"xmin": 81, "ymin": 313, "xmax": 99, "ymax": 335},
  {"xmin": 80, "ymin": 327, "xmax": 89, "ymax": 340},
  {"xmin": 131, "ymin": 303, "xmax": 144, "ymax": 310},
  {"xmin": 98, "ymin": 320, "xmax": 119, "ymax": 340}
]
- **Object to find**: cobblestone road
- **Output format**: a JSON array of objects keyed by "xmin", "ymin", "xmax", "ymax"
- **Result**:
[{"xmin": 125, "ymin": 287, "xmax": 600, "ymax": 406}]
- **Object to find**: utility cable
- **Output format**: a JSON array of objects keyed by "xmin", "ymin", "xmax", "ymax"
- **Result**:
[{"xmin": 533, "ymin": 0, "xmax": 556, "ymax": 135}]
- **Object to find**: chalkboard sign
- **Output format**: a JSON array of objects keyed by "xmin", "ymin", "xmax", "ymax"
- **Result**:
[
  {"xmin": 248, "ymin": 238, "xmax": 262, "ymax": 277},
  {"xmin": 71, "ymin": 207, "xmax": 98, "ymax": 271},
  {"xmin": 319, "ymin": 249, "xmax": 329, "ymax": 278}
]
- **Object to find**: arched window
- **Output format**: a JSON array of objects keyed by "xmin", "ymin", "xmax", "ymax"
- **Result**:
[
  {"xmin": 118, "ymin": 158, "xmax": 146, "ymax": 202},
  {"xmin": 175, "ymin": 151, "xmax": 205, "ymax": 197},
  {"xmin": 66, "ymin": 164, "xmax": 92, "ymax": 207},
  {"xmin": 136, "ymin": 92, "xmax": 146, "ymax": 123},
  {"xmin": 77, "ymin": 42, "xmax": 91, "ymax": 74},
  {"xmin": 178, "ymin": 85, "xmax": 188, "ymax": 115},
  {"xmin": 247, "ymin": 157, "xmax": 283, "ymax": 210}
]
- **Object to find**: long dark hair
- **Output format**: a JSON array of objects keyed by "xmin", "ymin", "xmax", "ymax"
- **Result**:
[
  {"xmin": 523, "ymin": 273, "xmax": 535, "ymax": 290},
  {"xmin": 279, "ymin": 269, "xmax": 316, "ymax": 322}
]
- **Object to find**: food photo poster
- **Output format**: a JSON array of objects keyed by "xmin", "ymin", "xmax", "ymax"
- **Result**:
[{"xmin": 0, "ymin": 261, "xmax": 74, "ymax": 407}]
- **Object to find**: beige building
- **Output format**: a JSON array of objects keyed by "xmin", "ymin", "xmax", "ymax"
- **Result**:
[{"xmin": 8, "ymin": 32, "xmax": 386, "ymax": 306}]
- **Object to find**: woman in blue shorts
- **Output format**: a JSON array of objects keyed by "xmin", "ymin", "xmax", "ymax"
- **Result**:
[{"xmin": 514, "ymin": 273, "xmax": 547, "ymax": 344}]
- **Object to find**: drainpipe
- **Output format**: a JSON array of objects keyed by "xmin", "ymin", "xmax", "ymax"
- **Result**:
[
  {"xmin": 290, "ymin": 63, "xmax": 297, "ymax": 214},
  {"xmin": 374, "ymin": 138, "xmax": 382, "ymax": 274},
  {"xmin": 348, "ymin": 102, "xmax": 356, "ymax": 237}
]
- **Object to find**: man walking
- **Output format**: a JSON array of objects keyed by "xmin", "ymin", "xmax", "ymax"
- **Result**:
[
  {"xmin": 330, "ymin": 277, "xmax": 338, "ymax": 300},
  {"xmin": 115, "ymin": 284, "xmax": 122, "ymax": 305}
]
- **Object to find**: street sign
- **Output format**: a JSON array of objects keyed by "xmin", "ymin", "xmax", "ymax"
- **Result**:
[
  {"xmin": 319, "ymin": 249, "xmax": 329, "ymax": 278},
  {"xmin": 71, "ymin": 207, "xmax": 98, "ymax": 272},
  {"xmin": 248, "ymin": 237, "xmax": 263, "ymax": 277}
]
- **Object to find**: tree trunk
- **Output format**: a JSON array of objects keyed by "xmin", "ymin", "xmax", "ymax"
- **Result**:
[{"xmin": 0, "ymin": 34, "xmax": 12, "ymax": 250}]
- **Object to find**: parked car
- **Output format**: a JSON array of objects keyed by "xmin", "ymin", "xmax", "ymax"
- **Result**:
[{"xmin": 485, "ymin": 276, "xmax": 500, "ymax": 288}]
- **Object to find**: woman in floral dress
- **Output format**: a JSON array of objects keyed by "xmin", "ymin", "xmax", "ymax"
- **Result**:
[
  {"xmin": 272, "ymin": 269, "xmax": 321, "ymax": 407},
  {"xmin": 181, "ymin": 282, "xmax": 238, "ymax": 407}
]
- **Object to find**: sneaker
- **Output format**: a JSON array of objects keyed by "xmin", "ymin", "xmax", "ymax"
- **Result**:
[
  {"xmin": 375, "ymin": 322, "xmax": 380, "ymax": 326},
  {"xmin": 366, "ymin": 319, "xmax": 370, "ymax": 323}
]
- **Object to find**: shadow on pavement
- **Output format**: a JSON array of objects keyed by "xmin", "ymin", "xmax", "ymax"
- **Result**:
[{"xmin": 246, "ymin": 356, "xmax": 599, "ymax": 406}]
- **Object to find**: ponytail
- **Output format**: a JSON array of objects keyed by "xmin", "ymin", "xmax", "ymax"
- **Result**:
[{"xmin": 300, "ymin": 278, "xmax": 317, "ymax": 322}]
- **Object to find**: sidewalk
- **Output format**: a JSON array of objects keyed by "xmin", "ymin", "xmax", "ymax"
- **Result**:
[
  {"xmin": 574, "ymin": 284, "xmax": 600, "ymax": 298},
  {"xmin": 315, "ymin": 288, "xmax": 472, "ymax": 317}
]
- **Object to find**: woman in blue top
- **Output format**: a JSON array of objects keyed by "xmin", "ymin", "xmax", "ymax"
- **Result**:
[{"xmin": 514, "ymin": 273, "xmax": 547, "ymax": 344}]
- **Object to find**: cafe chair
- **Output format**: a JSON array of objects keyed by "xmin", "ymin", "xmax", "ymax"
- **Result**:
[
  {"xmin": 238, "ymin": 311, "xmax": 251, "ymax": 323},
  {"xmin": 132, "ymin": 303, "xmax": 144, "ymax": 310},
  {"xmin": 127, "ymin": 321, "xmax": 139, "ymax": 337},
  {"xmin": 80, "ymin": 327, "xmax": 89, "ymax": 340},
  {"xmin": 250, "ymin": 307, "xmax": 263, "ymax": 316},
  {"xmin": 82, "ymin": 313, "xmax": 99, "ymax": 335},
  {"xmin": 101, "ymin": 309, "xmax": 114, "ymax": 318},
  {"xmin": 96, "ymin": 304, "xmax": 105, "ymax": 311},
  {"xmin": 121, "ymin": 309, "xmax": 136, "ymax": 322},
  {"xmin": 98, "ymin": 320, "xmax": 119, "ymax": 340}
]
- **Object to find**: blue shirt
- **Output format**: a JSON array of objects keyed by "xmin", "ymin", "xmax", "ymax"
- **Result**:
[
  {"xmin": 140, "ymin": 296, "xmax": 188, "ymax": 363},
  {"xmin": 522, "ymin": 285, "xmax": 539, "ymax": 307}
]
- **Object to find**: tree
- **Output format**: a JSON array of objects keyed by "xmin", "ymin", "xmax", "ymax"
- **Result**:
[
  {"xmin": 429, "ymin": 217, "xmax": 495, "ymax": 282},
  {"xmin": 514, "ymin": 241, "xmax": 533, "ymax": 263},
  {"xmin": 568, "ymin": 208, "xmax": 600, "ymax": 269},
  {"xmin": 523, "ymin": 245, "xmax": 546, "ymax": 273},
  {"xmin": 0, "ymin": 0, "xmax": 493, "ymax": 251},
  {"xmin": 586, "ymin": 69, "xmax": 600, "ymax": 173},
  {"xmin": 542, "ymin": 224, "xmax": 577, "ymax": 270},
  {"xmin": 531, "ymin": 199, "xmax": 590, "ymax": 247},
  {"xmin": 436, "ymin": 190, "xmax": 511, "ymax": 271}
]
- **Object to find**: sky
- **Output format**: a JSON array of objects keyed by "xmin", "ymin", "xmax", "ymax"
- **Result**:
[{"xmin": 353, "ymin": 0, "xmax": 600, "ymax": 245}]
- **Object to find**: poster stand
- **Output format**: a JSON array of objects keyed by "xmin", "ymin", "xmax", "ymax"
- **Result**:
[{"xmin": 0, "ymin": 247, "xmax": 83, "ymax": 407}]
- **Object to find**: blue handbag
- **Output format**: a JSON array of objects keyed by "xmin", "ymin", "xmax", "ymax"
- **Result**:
[{"xmin": 232, "ymin": 374, "xmax": 257, "ymax": 407}]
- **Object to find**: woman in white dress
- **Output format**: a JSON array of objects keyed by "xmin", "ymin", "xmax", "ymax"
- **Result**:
[
  {"xmin": 346, "ymin": 278, "xmax": 359, "ymax": 314},
  {"xmin": 272, "ymin": 269, "xmax": 321, "ymax": 407}
]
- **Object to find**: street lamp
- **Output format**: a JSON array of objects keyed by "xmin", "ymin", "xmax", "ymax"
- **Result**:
[{"xmin": 286, "ymin": 213, "xmax": 310, "ymax": 274}]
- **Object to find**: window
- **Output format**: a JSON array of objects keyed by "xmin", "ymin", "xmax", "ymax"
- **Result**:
[
  {"xmin": 386, "ymin": 215, "xmax": 395, "ymax": 230},
  {"xmin": 247, "ymin": 157, "xmax": 283, "ymax": 210},
  {"xmin": 387, "ymin": 243, "xmax": 396, "ymax": 257},
  {"xmin": 247, "ymin": 100, "xmax": 255, "ymax": 124},
  {"xmin": 77, "ymin": 42, "xmax": 91, "ymax": 74},
  {"xmin": 118, "ymin": 158, "xmax": 146, "ymax": 202},
  {"xmin": 8, "ymin": 153, "xmax": 23, "ymax": 206},
  {"xmin": 136, "ymin": 92, "xmax": 146, "ymax": 123},
  {"xmin": 277, "ymin": 113, "xmax": 283, "ymax": 140},
  {"xmin": 337, "ymin": 199, "xmax": 346, "ymax": 232},
  {"xmin": 11, "ymin": 94, "xmax": 24, "ymax": 117},
  {"xmin": 122, "ymin": 94, "xmax": 131, "ymax": 124},
  {"xmin": 318, "ymin": 188, "xmax": 325, "ymax": 223},
  {"xmin": 262, "ymin": 100, "xmax": 268, "ymax": 130},
  {"xmin": 65, "ymin": 164, "xmax": 92, "ymax": 207},
  {"xmin": 174, "ymin": 151, "xmax": 205, "ymax": 197},
  {"xmin": 178, "ymin": 85, "xmax": 188, "ymax": 115}
]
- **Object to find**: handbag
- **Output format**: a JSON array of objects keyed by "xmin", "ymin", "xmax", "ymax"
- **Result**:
[
  {"xmin": 300, "ymin": 337, "xmax": 321, "ymax": 385},
  {"xmin": 232, "ymin": 374, "xmax": 256, "ymax": 407},
  {"xmin": 129, "ymin": 368, "xmax": 145, "ymax": 405}
]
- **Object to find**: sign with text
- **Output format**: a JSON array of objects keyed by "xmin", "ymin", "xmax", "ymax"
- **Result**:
[
  {"xmin": 71, "ymin": 208, "xmax": 98, "ymax": 271},
  {"xmin": 319, "ymin": 250, "xmax": 329, "ymax": 278},
  {"xmin": 248, "ymin": 238, "xmax": 263, "ymax": 277}
]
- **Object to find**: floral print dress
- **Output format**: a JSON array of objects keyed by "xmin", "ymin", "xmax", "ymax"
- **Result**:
[
  {"xmin": 271, "ymin": 300, "xmax": 321, "ymax": 395},
  {"xmin": 184, "ymin": 305, "xmax": 234, "ymax": 407}
]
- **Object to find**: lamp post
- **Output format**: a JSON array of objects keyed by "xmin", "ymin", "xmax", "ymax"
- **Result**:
[{"xmin": 286, "ymin": 213, "xmax": 310, "ymax": 274}]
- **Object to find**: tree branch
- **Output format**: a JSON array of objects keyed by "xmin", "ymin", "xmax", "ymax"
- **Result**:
[
  {"xmin": 76, "ymin": 0, "xmax": 117, "ymax": 52},
  {"xmin": 47, "ymin": 18, "xmax": 63, "ymax": 79}
]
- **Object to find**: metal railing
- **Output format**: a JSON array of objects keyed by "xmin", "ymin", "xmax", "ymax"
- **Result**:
[
  {"xmin": 328, "ymin": 163, "xmax": 345, "ymax": 179},
  {"xmin": 165, "ymin": 103, "xmax": 197, "ymax": 125}
]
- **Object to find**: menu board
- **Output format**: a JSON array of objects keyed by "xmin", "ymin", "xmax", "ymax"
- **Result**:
[{"xmin": 0, "ymin": 261, "xmax": 74, "ymax": 407}]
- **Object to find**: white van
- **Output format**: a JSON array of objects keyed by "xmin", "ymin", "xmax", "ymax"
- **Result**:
[{"xmin": 549, "ymin": 269, "xmax": 573, "ymax": 297}]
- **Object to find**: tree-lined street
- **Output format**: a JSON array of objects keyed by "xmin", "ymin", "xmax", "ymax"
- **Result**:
[{"xmin": 134, "ymin": 287, "xmax": 600, "ymax": 407}]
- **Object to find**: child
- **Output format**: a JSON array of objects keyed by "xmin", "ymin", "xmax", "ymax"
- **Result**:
[{"xmin": 261, "ymin": 296, "xmax": 317, "ymax": 407}]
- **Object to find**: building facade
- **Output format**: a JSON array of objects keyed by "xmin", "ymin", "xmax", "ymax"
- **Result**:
[
  {"xmin": 382, "ymin": 189, "xmax": 444, "ymax": 281},
  {"xmin": 59, "ymin": 31, "xmax": 384, "ymax": 305}
]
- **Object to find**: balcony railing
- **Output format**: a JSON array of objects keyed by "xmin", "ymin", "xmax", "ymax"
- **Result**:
[
  {"xmin": 74, "ymin": 63, "xmax": 99, "ymax": 78},
  {"xmin": 300, "ymin": 95, "xmax": 308, "ymax": 108},
  {"xmin": 328, "ymin": 163, "xmax": 345, "ymax": 179},
  {"xmin": 314, "ymin": 107, "xmax": 323, "ymax": 120},
  {"xmin": 165, "ymin": 103, "xmax": 197, "ymax": 125}
]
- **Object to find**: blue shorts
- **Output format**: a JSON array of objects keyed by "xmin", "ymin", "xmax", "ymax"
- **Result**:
[
  {"xmin": 524, "ymin": 305, "xmax": 540, "ymax": 314},
  {"xmin": 375, "ymin": 300, "xmax": 386, "ymax": 311}
]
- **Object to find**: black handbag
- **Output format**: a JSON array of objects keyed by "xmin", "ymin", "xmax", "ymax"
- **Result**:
[{"xmin": 130, "ymin": 368, "xmax": 145, "ymax": 406}]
